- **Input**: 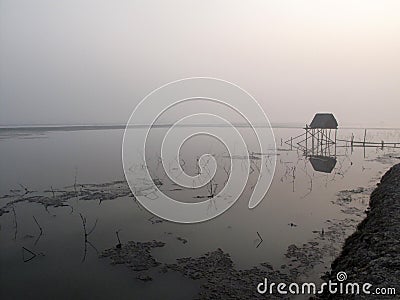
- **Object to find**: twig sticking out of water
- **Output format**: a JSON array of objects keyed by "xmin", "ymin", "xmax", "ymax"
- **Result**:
[
  {"xmin": 79, "ymin": 213, "xmax": 99, "ymax": 262},
  {"xmin": 256, "ymin": 231, "xmax": 263, "ymax": 248},
  {"xmin": 292, "ymin": 167, "xmax": 296, "ymax": 192},
  {"xmin": 22, "ymin": 246, "xmax": 37, "ymax": 263},
  {"xmin": 44, "ymin": 205, "xmax": 55, "ymax": 217},
  {"xmin": 33, "ymin": 215, "xmax": 42, "ymax": 233},
  {"xmin": 180, "ymin": 157, "xmax": 186, "ymax": 170},
  {"xmin": 74, "ymin": 167, "xmax": 78, "ymax": 195},
  {"xmin": 222, "ymin": 164, "xmax": 230, "ymax": 187},
  {"xmin": 208, "ymin": 179, "xmax": 215, "ymax": 198},
  {"xmin": 33, "ymin": 215, "xmax": 43, "ymax": 246},
  {"xmin": 299, "ymin": 166, "xmax": 313, "ymax": 199},
  {"xmin": 207, "ymin": 179, "xmax": 218, "ymax": 212},
  {"xmin": 115, "ymin": 230, "xmax": 122, "ymax": 249},
  {"xmin": 18, "ymin": 183, "xmax": 30, "ymax": 195},
  {"xmin": 12, "ymin": 205, "xmax": 18, "ymax": 240}
]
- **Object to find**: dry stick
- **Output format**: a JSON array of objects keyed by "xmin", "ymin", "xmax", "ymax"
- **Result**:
[
  {"xmin": 305, "ymin": 125, "xmax": 308, "ymax": 156},
  {"xmin": 86, "ymin": 240, "xmax": 99, "ymax": 256},
  {"xmin": 116, "ymin": 230, "xmax": 122, "ymax": 248},
  {"xmin": 363, "ymin": 129, "xmax": 367, "ymax": 146},
  {"xmin": 222, "ymin": 164, "xmax": 230, "ymax": 187},
  {"xmin": 256, "ymin": 240, "xmax": 263, "ymax": 249},
  {"xmin": 363, "ymin": 129, "xmax": 367, "ymax": 158},
  {"xmin": 292, "ymin": 166, "xmax": 296, "ymax": 193},
  {"xmin": 256, "ymin": 231, "xmax": 263, "ymax": 248},
  {"xmin": 79, "ymin": 213, "xmax": 98, "ymax": 262},
  {"xmin": 44, "ymin": 205, "xmax": 54, "ymax": 216},
  {"xmin": 208, "ymin": 179, "xmax": 214, "ymax": 198},
  {"xmin": 206, "ymin": 179, "xmax": 217, "ymax": 212},
  {"xmin": 74, "ymin": 167, "xmax": 78, "ymax": 192},
  {"xmin": 87, "ymin": 218, "xmax": 98, "ymax": 236},
  {"xmin": 82, "ymin": 240, "xmax": 88, "ymax": 262},
  {"xmin": 50, "ymin": 186, "xmax": 55, "ymax": 198},
  {"xmin": 22, "ymin": 246, "xmax": 37, "ymax": 262},
  {"xmin": 80, "ymin": 214, "xmax": 98, "ymax": 238},
  {"xmin": 73, "ymin": 169, "xmax": 79, "ymax": 204},
  {"xmin": 299, "ymin": 166, "xmax": 313, "ymax": 199},
  {"xmin": 180, "ymin": 157, "xmax": 186, "ymax": 169},
  {"xmin": 79, "ymin": 214, "xmax": 88, "ymax": 262},
  {"xmin": 80, "ymin": 214, "xmax": 87, "ymax": 235},
  {"xmin": 33, "ymin": 215, "xmax": 43, "ymax": 246},
  {"xmin": 33, "ymin": 216, "xmax": 43, "ymax": 234},
  {"xmin": 19, "ymin": 183, "xmax": 29, "ymax": 195},
  {"xmin": 12, "ymin": 205, "xmax": 18, "ymax": 240}
]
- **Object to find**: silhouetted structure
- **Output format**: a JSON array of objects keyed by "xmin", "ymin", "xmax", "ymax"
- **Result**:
[
  {"xmin": 285, "ymin": 113, "xmax": 338, "ymax": 173},
  {"xmin": 305, "ymin": 114, "xmax": 338, "ymax": 173},
  {"xmin": 309, "ymin": 113, "xmax": 338, "ymax": 129},
  {"xmin": 285, "ymin": 113, "xmax": 400, "ymax": 173},
  {"xmin": 305, "ymin": 113, "xmax": 337, "ymax": 158}
]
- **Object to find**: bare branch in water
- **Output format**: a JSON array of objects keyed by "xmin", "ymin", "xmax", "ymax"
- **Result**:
[
  {"xmin": 33, "ymin": 215, "xmax": 43, "ymax": 246},
  {"xmin": 256, "ymin": 231, "xmax": 263, "ymax": 248},
  {"xmin": 79, "ymin": 213, "xmax": 98, "ymax": 263},
  {"xmin": 12, "ymin": 205, "xmax": 17, "ymax": 240},
  {"xmin": 18, "ymin": 183, "xmax": 30, "ymax": 195},
  {"xmin": 115, "ymin": 230, "xmax": 122, "ymax": 248},
  {"xmin": 74, "ymin": 167, "xmax": 78, "ymax": 196},
  {"xmin": 22, "ymin": 246, "xmax": 37, "ymax": 263},
  {"xmin": 87, "ymin": 218, "xmax": 98, "ymax": 236}
]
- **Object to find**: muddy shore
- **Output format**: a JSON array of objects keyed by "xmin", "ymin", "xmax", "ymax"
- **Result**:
[{"xmin": 322, "ymin": 163, "xmax": 400, "ymax": 299}]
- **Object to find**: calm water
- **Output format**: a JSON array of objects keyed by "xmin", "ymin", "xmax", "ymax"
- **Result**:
[{"xmin": 1, "ymin": 126, "xmax": 400, "ymax": 299}]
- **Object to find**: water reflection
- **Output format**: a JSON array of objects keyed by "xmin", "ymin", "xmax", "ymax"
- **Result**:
[
  {"xmin": 1, "ymin": 127, "xmax": 400, "ymax": 299},
  {"xmin": 309, "ymin": 156, "xmax": 337, "ymax": 174}
]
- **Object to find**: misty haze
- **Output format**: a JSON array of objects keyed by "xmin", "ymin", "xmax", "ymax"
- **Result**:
[{"xmin": 1, "ymin": 1, "xmax": 400, "ymax": 300}]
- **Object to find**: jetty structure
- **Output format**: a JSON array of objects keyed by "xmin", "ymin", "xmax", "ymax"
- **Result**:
[
  {"xmin": 285, "ymin": 113, "xmax": 399, "ymax": 173},
  {"xmin": 285, "ymin": 113, "xmax": 338, "ymax": 173}
]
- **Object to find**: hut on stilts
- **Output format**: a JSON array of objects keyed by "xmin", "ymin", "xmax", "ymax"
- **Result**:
[{"xmin": 286, "ymin": 113, "xmax": 338, "ymax": 173}]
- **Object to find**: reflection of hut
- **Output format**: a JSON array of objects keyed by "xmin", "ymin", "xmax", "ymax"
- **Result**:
[{"xmin": 309, "ymin": 155, "xmax": 337, "ymax": 173}]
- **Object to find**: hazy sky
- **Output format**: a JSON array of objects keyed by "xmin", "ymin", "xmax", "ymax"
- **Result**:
[{"xmin": 1, "ymin": 0, "xmax": 399, "ymax": 127}]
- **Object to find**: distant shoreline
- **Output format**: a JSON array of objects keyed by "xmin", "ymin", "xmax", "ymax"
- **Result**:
[{"xmin": 1, "ymin": 124, "xmax": 400, "ymax": 132}]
